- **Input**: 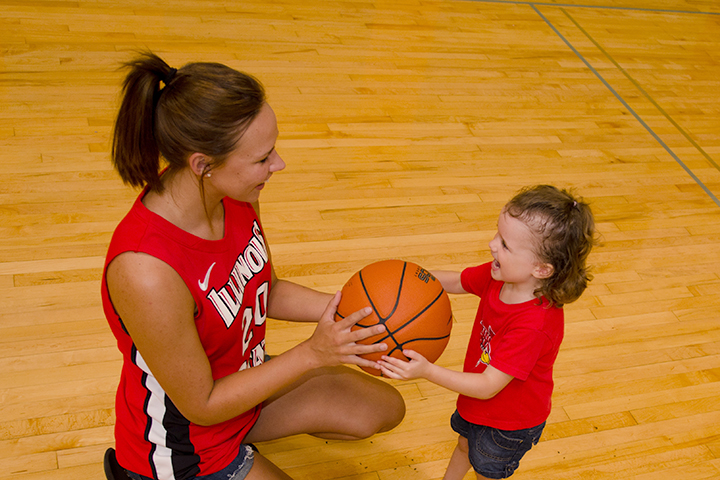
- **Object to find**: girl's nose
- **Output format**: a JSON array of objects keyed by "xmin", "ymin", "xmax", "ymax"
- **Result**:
[{"xmin": 488, "ymin": 233, "xmax": 499, "ymax": 252}]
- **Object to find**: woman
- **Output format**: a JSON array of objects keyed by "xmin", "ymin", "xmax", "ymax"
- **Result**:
[{"xmin": 102, "ymin": 52, "xmax": 405, "ymax": 480}]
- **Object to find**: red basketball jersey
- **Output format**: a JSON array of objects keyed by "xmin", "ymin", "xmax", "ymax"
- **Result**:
[{"xmin": 102, "ymin": 193, "xmax": 271, "ymax": 479}]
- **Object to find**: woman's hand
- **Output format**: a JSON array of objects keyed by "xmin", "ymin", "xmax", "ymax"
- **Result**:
[
  {"xmin": 377, "ymin": 349, "xmax": 431, "ymax": 380},
  {"xmin": 304, "ymin": 291, "xmax": 388, "ymax": 370}
]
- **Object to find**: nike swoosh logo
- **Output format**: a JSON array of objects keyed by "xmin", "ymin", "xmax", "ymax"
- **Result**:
[{"xmin": 198, "ymin": 262, "xmax": 216, "ymax": 292}]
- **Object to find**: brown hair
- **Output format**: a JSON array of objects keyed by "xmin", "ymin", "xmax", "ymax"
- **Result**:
[
  {"xmin": 112, "ymin": 52, "xmax": 266, "ymax": 192},
  {"xmin": 505, "ymin": 185, "xmax": 599, "ymax": 307}
]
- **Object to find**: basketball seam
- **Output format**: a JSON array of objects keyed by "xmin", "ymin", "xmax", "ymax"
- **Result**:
[
  {"xmin": 361, "ymin": 286, "xmax": 450, "ymax": 359},
  {"xmin": 358, "ymin": 261, "xmax": 407, "ymax": 349},
  {"xmin": 359, "ymin": 261, "xmax": 406, "ymax": 323},
  {"xmin": 386, "ymin": 289, "xmax": 446, "ymax": 338}
]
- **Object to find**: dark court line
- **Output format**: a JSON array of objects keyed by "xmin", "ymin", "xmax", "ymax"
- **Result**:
[
  {"xmin": 560, "ymin": 7, "xmax": 720, "ymax": 174},
  {"xmin": 461, "ymin": 0, "xmax": 720, "ymax": 16},
  {"xmin": 529, "ymin": 4, "xmax": 720, "ymax": 207}
]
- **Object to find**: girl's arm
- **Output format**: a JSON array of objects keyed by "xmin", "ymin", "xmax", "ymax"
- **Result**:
[
  {"xmin": 378, "ymin": 350, "xmax": 513, "ymax": 400},
  {"xmin": 431, "ymin": 270, "xmax": 468, "ymax": 295}
]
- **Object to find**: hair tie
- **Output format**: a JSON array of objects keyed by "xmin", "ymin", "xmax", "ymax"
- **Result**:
[{"xmin": 164, "ymin": 67, "xmax": 177, "ymax": 85}]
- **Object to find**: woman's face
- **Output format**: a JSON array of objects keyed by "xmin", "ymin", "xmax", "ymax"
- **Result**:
[{"xmin": 207, "ymin": 103, "xmax": 286, "ymax": 203}]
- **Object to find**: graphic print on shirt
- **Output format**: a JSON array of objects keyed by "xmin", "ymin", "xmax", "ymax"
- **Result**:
[
  {"xmin": 475, "ymin": 320, "xmax": 496, "ymax": 368},
  {"xmin": 206, "ymin": 220, "xmax": 268, "ymax": 330},
  {"xmin": 198, "ymin": 262, "xmax": 216, "ymax": 292}
]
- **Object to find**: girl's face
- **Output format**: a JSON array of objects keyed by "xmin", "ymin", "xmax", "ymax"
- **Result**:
[
  {"xmin": 207, "ymin": 103, "xmax": 286, "ymax": 203},
  {"xmin": 488, "ymin": 210, "xmax": 549, "ymax": 292}
]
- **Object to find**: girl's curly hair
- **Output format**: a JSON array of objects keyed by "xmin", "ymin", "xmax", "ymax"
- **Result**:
[{"xmin": 505, "ymin": 185, "xmax": 599, "ymax": 307}]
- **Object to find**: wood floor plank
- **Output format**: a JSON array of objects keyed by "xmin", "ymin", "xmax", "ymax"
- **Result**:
[{"xmin": 1, "ymin": 0, "xmax": 720, "ymax": 479}]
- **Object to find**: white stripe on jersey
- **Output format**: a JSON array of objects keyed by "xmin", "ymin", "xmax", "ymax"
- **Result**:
[{"xmin": 134, "ymin": 350, "xmax": 177, "ymax": 480}]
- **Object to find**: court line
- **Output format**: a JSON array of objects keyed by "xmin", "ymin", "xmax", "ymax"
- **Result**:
[
  {"xmin": 560, "ymin": 7, "xmax": 720, "ymax": 174},
  {"xmin": 530, "ymin": 4, "xmax": 720, "ymax": 208},
  {"xmin": 461, "ymin": 0, "xmax": 720, "ymax": 16}
]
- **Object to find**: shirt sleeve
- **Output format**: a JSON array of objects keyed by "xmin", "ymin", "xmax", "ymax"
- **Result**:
[{"xmin": 460, "ymin": 262, "xmax": 492, "ymax": 297}]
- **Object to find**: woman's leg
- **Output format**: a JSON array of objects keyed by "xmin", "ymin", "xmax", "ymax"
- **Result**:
[{"xmin": 245, "ymin": 366, "xmax": 405, "ymax": 442}]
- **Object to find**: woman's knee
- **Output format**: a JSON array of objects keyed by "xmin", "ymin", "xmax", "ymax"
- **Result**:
[
  {"xmin": 360, "ymin": 371, "xmax": 405, "ymax": 431},
  {"xmin": 374, "ymin": 381, "xmax": 405, "ymax": 433},
  {"xmin": 325, "ymin": 367, "xmax": 405, "ymax": 437}
]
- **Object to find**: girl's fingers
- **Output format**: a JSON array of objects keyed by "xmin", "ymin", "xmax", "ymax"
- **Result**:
[
  {"xmin": 402, "ymin": 349, "xmax": 425, "ymax": 361},
  {"xmin": 380, "ymin": 355, "xmax": 409, "ymax": 368},
  {"xmin": 377, "ymin": 363, "xmax": 403, "ymax": 380},
  {"xmin": 355, "ymin": 358, "xmax": 382, "ymax": 371}
]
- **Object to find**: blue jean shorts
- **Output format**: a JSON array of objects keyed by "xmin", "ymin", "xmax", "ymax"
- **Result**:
[
  {"xmin": 126, "ymin": 444, "xmax": 254, "ymax": 480},
  {"xmin": 451, "ymin": 410, "xmax": 544, "ymax": 479}
]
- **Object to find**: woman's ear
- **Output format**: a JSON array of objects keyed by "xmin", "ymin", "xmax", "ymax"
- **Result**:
[
  {"xmin": 188, "ymin": 152, "xmax": 209, "ymax": 177},
  {"xmin": 533, "ymin": 262, "xmax": 554, "ymax": 279}
]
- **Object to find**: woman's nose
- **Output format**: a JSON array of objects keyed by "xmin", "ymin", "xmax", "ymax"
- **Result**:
[{"xmin": 271, "ymin": 151, "xmax": 286, "ymax": 172}]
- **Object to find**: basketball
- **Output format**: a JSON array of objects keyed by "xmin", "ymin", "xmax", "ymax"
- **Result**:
[{"xmin": 334, "ymin": 259, "xmax": 453, "ymax": 375}]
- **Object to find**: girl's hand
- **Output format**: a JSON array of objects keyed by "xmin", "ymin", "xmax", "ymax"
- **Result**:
[
  {"xmin": 377, "ymin": 349, "xmax": 430, "ymax": 380},
  {"xmin": 305, "ymin": 291, "xmax": 388, "ymax": 370}
]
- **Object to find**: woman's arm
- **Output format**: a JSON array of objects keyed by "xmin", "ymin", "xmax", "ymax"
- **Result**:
[
  {"xmin": 267, "ymin": 276, "xmax": 332, "ymax": 322},
  {"xmin": 107, "ymin": 252, "xmax": 386, "ymax": 427}
]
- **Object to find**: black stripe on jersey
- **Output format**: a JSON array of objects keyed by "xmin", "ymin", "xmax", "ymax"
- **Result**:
[{"xmin": 163, "ymin": 395, "xmax": 201, "ymax": 479}]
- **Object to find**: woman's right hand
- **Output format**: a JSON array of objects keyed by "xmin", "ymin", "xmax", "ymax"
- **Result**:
[{"xmin": 304, "ymin": 291, "xmax": 388, "ymax": 370}]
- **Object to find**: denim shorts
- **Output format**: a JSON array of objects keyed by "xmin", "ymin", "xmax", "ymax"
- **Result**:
[
  {"xmin": 126, "ymin": 444, "xmax": 254, "ymax": 480},
  {"xmin": 451, "ymin": 410, "xmax": 544, "ymax": 479}
]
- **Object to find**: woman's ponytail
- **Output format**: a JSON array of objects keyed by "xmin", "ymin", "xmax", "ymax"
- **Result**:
[
  {"xmin": 112, "ymin": 53, "xmax": 174, "ymax": 190},
  {"xmin": 111, "ymin": 51, "xmax": 265, "ymax": 192}
]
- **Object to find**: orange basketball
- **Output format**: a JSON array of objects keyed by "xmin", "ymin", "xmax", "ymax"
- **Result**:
[{"xmin": 334, "ymin": 259, "xmax": 453, "ymax": 375}]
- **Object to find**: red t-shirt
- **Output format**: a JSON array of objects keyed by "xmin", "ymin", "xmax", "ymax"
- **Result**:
[
  {"xmin": 456, "ymin": 262, "xmax": 564, "ymax": 430},
  {"xmin": 101, "ymin": 193, "xmax": 271, "ymax": 480}
]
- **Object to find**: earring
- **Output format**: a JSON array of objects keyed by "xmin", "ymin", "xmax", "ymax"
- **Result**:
[{"xmin": 205, "ymin": 172, "xmax": 212, "ymax": 178}]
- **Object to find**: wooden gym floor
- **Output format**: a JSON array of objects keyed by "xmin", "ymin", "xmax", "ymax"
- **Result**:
[{"xmin": 2, "ymin": 0, "xmax": 720, "ymax": 478}]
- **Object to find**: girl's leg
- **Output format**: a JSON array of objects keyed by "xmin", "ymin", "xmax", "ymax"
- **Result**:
[
  {"xmin": 443, "ymin": 435, "xmax": 472, "ymax": 480},
  {"xmin": 244, "ymin": 365, "xmax": 405, "ymax": 442}
]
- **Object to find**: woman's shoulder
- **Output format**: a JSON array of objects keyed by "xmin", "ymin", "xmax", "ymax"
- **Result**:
[{"xmin": 108, "ymin": 250, "xmax": 186, "ymax": 292}]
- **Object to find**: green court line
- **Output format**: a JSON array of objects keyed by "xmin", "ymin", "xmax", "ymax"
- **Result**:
[{"xmin": 560, "ymin": 8, "xmax": 720, "ymax": 173}]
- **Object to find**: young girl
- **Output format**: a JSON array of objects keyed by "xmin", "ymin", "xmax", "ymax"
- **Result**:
[
  {"xmin": 378, "ymin": 185, "xmax": 597, "ymax": 480},
  {"xmin": 102, "ymin": 52, "xmax": 404, "ymax": 480}
]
